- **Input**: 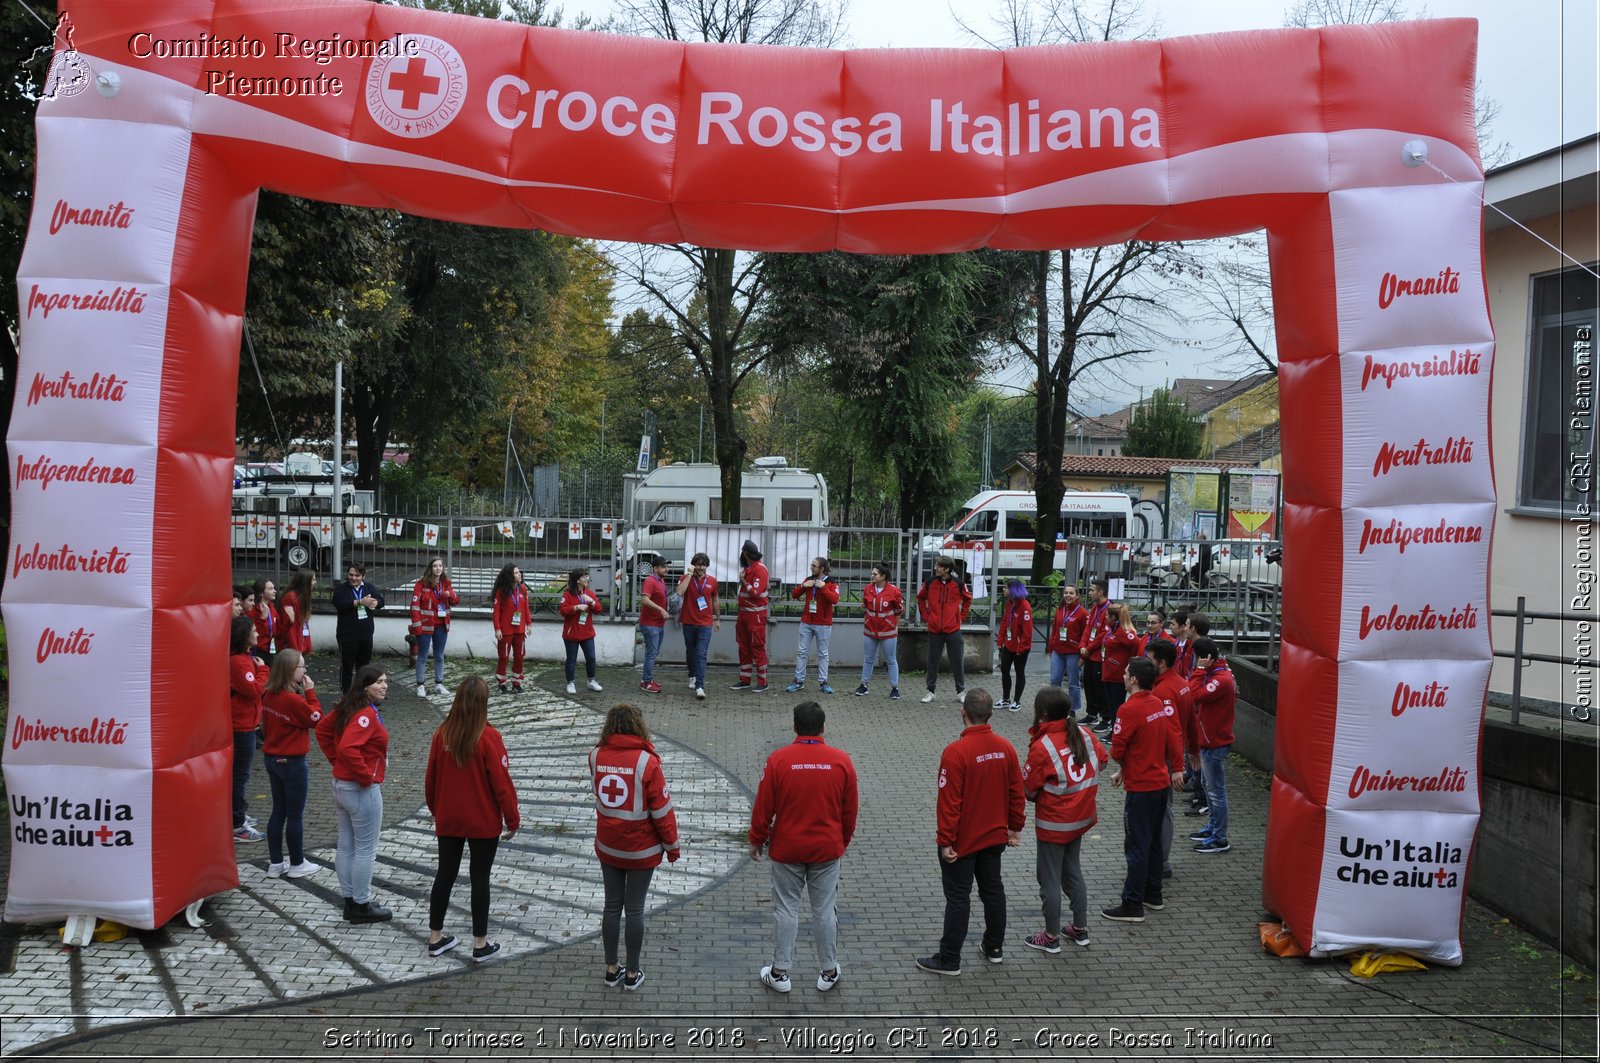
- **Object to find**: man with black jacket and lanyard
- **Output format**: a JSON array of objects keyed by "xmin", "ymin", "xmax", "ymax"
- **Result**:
[{"xmin": 333, "ymin": 562, "xmax": 384, "ymax": 692}]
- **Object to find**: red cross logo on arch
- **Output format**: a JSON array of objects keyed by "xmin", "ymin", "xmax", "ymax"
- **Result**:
[
  {"xmin": 598, "ymin": 773, "xmax": 631, "ymax": 809},
  {"xmin": 364, "ymin": 35, "xmax": 467, "ymax": 140}
]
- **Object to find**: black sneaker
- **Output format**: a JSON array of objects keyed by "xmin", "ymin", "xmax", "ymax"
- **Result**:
[
  {"xmin": 1144, "ymin": 895, "xmax": 1166, "ymax": 911},
  {"xmin": 852, "ymin": 684, "xmax": 869, "ymax": 696},
  {"xmin": 916, "ymin": 953, "xmax": 961, "ymax": 976},
  {"xmin": 890, "ymin": 687, "xmax": 901, "ymax": 700},
  {"xmin": 472, "ymin": 941, "xmax": 502, "ymax": 963},
  {"xmin": 729, "ymin": 681, "xmax": 752, "ymax": 690},
  {"xmin": 622, "ymin": 968, "xmax": 645, "ymax": 990},
  {"xmin": 1194, "ymin": 839, "xmax": 1231, "ymax": 854},
  {"xmin": 428, "ymin": 934, "xmax": 458, "ymax": 957},
  {"xmin": 1185, "ymin": 805, "xmax": 1209, "ymax": 817},
  {"xmin": 1100, "ymin": 902, "xmax": 1145, "ymax": 923},
  {"xmin": 982, "ymin": 944, "xmax": 1003, "ymax": 964},
  {"xmin": 342, "ymin": 897, "xmax": 356, "ymax": 919},
  {"xmin": 347, "ymin": 900, "xmax": 392, "ymax": 924},
  {"xmin": 603, "ymin": 966, "xmax": 624, "ymax": 988}
]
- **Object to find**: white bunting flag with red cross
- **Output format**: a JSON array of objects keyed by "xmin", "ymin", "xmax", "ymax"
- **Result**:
[
  {"xmin": 568, "ymin": 520, "xmax": 583, "ymax": 540},
  {"xmin": 460, "ymin": 526, "xmax": 476, "ymax": 547},
  {"xmin": 499, "ymin": 520, "xmax": 514, "ymax": 539},
  {"xmin": 601, "ymin": 520, "xmax": 615, "ymax": 540},
  {"xmin": 353, "ymin": 517, "xmax": 372, "ymax": 541},
  {"xmin": 1217, "ymin": 542, "xmax": 1233, "ymax": 562},
  {"xmin": 529, "ymin": 520, "xmax": 545, "ymax": 539},
  {"xmin": 385, "ymin": 517, "xmax": 404, "ymax": 536},
  {"xmin": 423, "ymin": 524, "xmax": 440, "ymax": 546}
]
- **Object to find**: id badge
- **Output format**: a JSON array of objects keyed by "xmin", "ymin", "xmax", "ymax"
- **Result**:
[
  {"xmin": 512, "ymin": 615, "xmax": 522, "ymax": 629},
  {"xmin": 301, "ymin": 624, "xmax": 310, "ymax": 638},
  {"xmin": 268, "ymin": 638, "xmax": 276, "ymax": 652},
  {"xmin": 437, "ymin": 607, "xmax": 448, "ymax": 618},
  {"xmin": 695, "ymin": 595, "xmax": 708, "ymax": 611},
  {"xmin": 356, "ymin": 606, "xmax": 368, "ymax": 620},
  {"xmin": 807, "ymin": 599, "xmax": 817, "ymax": 613}
]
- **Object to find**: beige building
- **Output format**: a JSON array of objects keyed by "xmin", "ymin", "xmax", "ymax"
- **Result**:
[{"xmin": 1484, "ymin": 134, "xmax": 1597, "ymax": 713}]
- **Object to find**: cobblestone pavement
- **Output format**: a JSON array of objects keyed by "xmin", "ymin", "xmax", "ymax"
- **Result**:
[{"xmin": 3, "ymin": 655, "xmax": 1596, "ymax": 1060}]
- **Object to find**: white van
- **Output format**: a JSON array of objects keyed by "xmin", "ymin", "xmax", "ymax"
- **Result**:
[
  {"xmin": 927, "ymin": 490, "xmax": 1133, "ymax": 575},
  {"xmin": 231, "ymin": 480, "xmax": 360, "ymax": 570},
  {"xmin": 616, "ymin": 457, "xmax": 829, "ymax": 565}
]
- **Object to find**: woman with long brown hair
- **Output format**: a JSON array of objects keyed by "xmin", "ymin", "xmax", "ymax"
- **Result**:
[
  {"xmin": 411, "ymin": 556, "xmax": 460, "ymax": 698},
  {"xmin": 1096, "ymin": 603, "xmax": 1142, "ymax": 736},
  {"xmin": 425, "ymin": 677, "xmax": 520, "ymax": 962},
  {"xmin": 1021, "ymin": 685, "xmax": 1107, "ymax": 952},
  {"xmin": 591, "ymin": 703, "xmax": 680, "ymax": 991},
  {"xmin": 278, "ymin": 568, "xmax": 317, "ymax": 655},
  {"xmin": 316, "ymin": 663, "xmax": 391, "ymax": 923}
]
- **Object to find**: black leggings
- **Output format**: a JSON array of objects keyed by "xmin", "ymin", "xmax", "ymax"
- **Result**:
[
  {"xmin": 601, "ymin": 862, "xmax": 656, "ymax": 971},
  {"xmin": 999, "ymin": 647, "xmax": 1030, "ymax": 704},
  {"xmin": 430, "ymin": 835, "xmax": 500, "ymax": 938}
]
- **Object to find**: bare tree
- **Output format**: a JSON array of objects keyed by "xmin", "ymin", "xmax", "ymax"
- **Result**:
[
  {"xmin": 959, "ymin": 0, "xmax": 1190, "ymax": 582},
  {"xmin": 604, "ymin": 0, "xmax": 846, "ymax": 523}
]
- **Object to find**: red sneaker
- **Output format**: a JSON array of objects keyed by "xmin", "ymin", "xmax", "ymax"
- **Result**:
[{"xmin": 641, "ymin": 681, "xmax": 663, "ymax": 693}]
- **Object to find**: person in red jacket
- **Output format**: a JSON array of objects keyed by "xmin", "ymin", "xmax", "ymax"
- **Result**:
[
  {"xmin": 918, "ymin": 689, "xmax": 1025, "ymax": 976},
  {"xmin": 788, "ymin": 556, "xmax": 840, "ymax": 694},
  {"xmin": 749, "ymin": 701, "xmax": 858, "ymax": 994},
  {"xmin": 411, "ymin": 557, "xmax": 460, "ymax": 698},
  {"xmin": 1189, "ymin": 637, "xmax": 1236, "ymax": 855},
  {"xmin": 560, "ymin": 567, "xmax": 604, "ymax": 696},
  {"xmin": 636, "ymin": 556, "xmax": 670, "ymax": 693},
  {"xmin": 250, "ymin": 578, "xmax": 281, "ymax": 664},
  {"xmin": 426, "ymin": 677, "xmax": 521, "ymax": 964},
  {"xmin": 1138, "ymin": 608, "xmax": 1174, "ymax": 657},
  {"xmin": 1095, "ymin": 603, "xmax": 1142, "ymax": 736},
  {"xmin": 1047, "ymin": 585, "xmax": 1088, "ymax": 713},
  {"xmin": 318, "ymin": 664, "xmax": 392, "ymax": 923},
  {"xmin": 592, "ymin": 703, "xmax": 680, "ymax": 991},
  {"xmin": 995, "ymin": 578, "xmax": 1034, "ymax": 712},
  {"xmin": 854, "ymin": 562, "xmax": 904, "ymax": 699},
  {"xmin": 677, "ymin": 552, "xmax": 719, "ymax": 700},
  {"xmin": 1021, "ymin": 685, "xmax": 1108, "ymax": 952},
  {"xmin": 278, "ymin": 568, "xmax": 316, "ymax": 656},
  {"xmin": 731, "ymin": 540, "xmax": 772, "ymax": 692},
  {"xmin": 261, "ymin": 648, "xmax": 323, "ymax": 878},
  {"xmin": 491, "ymin": 562, "xmax": 532, "ymax": 694},
  {"xmin": 1077, "ymin": 579, "xmax": 1111, "ymax": 724},
  {"xmin": 1147, "ymin": 640, "xmax": 1196, "ymax": 880},
  {"xmin": 229, "ymin": 615, "xmax": 267, "ymax": 843},
  {"xmin": 917, "ymin": 556, "xmax": 972, "ymax": 704},
  {"xmin": 1102, "ymin": 658, "xmax": 1183, "ymax": 923}
]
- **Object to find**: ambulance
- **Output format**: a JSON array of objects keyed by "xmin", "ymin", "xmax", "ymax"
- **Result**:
[
  {"xmin": 926, "ymin": 490, "xmax": 1133, "ymax": 576},
  {"xmin": 231, "ymin": 479, "xmax": 362, "ymax": 570}
]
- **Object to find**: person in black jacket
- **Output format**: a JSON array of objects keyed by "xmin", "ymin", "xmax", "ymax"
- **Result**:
[{"xmin": 334, "ymin": 562, "xmax": 385, "ymax": 691}]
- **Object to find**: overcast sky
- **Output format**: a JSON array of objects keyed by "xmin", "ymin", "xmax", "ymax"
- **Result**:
[{"xmin": 561, "ymin": 0, "xmax": 1599, "ymax": 408}]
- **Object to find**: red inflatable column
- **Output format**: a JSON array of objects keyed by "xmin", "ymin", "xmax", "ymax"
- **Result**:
[{"xmin": 5, "ymin": 69, "xmax": 254, "ymax": 928}]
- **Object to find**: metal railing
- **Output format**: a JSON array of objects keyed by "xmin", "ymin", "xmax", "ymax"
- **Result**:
[{"xmin": 1496, "ymin": 597, "xmax": 1597, "ymax": 725}]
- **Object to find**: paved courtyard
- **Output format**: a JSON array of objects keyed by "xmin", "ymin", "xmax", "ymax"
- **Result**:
[{"xmin": 1, "ymin": 651, "xmax": 1595, "ymax": 1060}]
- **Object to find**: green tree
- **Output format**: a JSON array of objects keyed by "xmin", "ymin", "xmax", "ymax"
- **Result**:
[
  {"xmin": 759, "ymin": 251, "xmax": 1025, "ymax": 529},
  {"xmin": 1121, "ymin": 388, "xmax": 1203, "ymax": 459}
]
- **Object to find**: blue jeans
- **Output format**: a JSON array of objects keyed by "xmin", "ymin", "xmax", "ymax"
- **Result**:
[
  {"xmin": 565, "ymin": 637, "xmax": 597, "ymax": 682},
  {"xmin": 1201, "ymin": 745, "xmax": 1230, "ymax": 842},
  {"xmin": 265, "ymin": 754, "xmax": 309, "ymax": 865},
  {"xmin": 416, "ymin": 627, "xmax": 448, "ymax": 686},
  {"xmin": 683, "ymin": 624, "xmax": 712, "ymax": 688},
  {"xmin": 231, "ymin": 730, "xmax": 256, "ymax": 829},
  {"xmin": 861, "ymin": 636, "xmax": 899, "ymax": 687},
  {"xmin": 1050, "ymin": 653, "xmax": 1082, "ymax": 713},
  {"xmin": 640, "ymin": 625, "xmax": 664, "ymax": 683},
  {"xmin": 795, "ymin": 622, "xmax": 832, "ymax": 683},
  {"xmin": 332, "ymin": 778, "xmax": 383, "ymax": 903}
]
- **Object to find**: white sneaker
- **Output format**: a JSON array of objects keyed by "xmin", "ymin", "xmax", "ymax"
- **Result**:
[
  {"xmin": 689, "ymin": 678, "xmax": 698, "ymax": 689},
  {"xmin": 759, "ymin": 965, "xmax": 792, "ymax": 993},
  {"xmin": 817, "ymin": 963, "xmax": 842, "ymax": 991},
  {"xmin": 285, "ymin": 860, "xmax": 321, "ymax": 879},
  {"xmin": 587, "ymin": 679, "xmax": 603, "ymax": 692},
  {"xmin": 565, "ymin": 682, "xmax": 577, "ymax": 695},
  {"xmin": 695, "ymin": 686, "xmax": 706, "ymax": 700},
  {"xmin": 416, "ymin": 684, "xmax": 428, "ymax": 698},
  {"xmin": 434, "ymin": 683, "xmax": 448, "ymax": 696},
  {"xmin": 920, "ymin": 691, "xmax": 937, "ymax": 703},
  {"xmin": 265, "ymin": 861, "xmax": 288, "ymax": 878}
]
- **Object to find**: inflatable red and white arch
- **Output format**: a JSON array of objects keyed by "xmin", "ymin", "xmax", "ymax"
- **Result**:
[{"xmin": 6, "ymin": 0, "xmax": 1491, "ymax": 963}]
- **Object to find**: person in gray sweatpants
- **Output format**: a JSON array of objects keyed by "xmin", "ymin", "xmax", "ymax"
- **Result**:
[{"xmin": 749, "ymin": 702, "xmax": 859, "ymax": 993}]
